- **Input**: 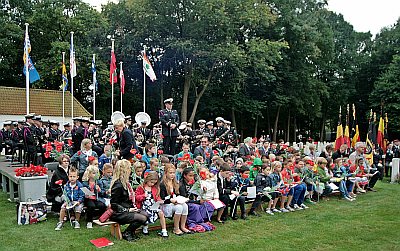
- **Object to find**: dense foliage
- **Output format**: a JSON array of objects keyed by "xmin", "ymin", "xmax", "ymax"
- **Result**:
[{"xmin": 1, "ymin": 0, "xmax": 399, "ymax": 140}]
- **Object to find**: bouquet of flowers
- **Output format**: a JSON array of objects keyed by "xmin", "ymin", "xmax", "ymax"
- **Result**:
[
  {"xmin": 15, "ymin": 165, "xmax": 48, "ymax": 177},
  {"xmin": 43, "ymin": 141, "xmax": 70, "ymax": 160}
]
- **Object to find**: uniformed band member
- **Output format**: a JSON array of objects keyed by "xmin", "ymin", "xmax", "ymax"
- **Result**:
[
  {"xmin": 204, "ymin": 121, "xmax": 215, "ymax": 142},
  {"xmin": 48, "ymin": 120, "xmax": 61, "ymax": 142},
  {"xmin": 159, "ymin": 98, "xmax": 180, "ymax": 155}
]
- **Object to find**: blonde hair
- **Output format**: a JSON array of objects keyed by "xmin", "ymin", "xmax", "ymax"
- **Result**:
[
  {"xmin": 271, "ymin": 161, "xmax": 282, "ymax": 170},
  {"xmin": 82, "ymin": 165, "xmax": 99, "ymax": 182},
  {"xmin": 113, "ymin": 119, "xmax": 125, "ymax": 127},
  {"xmin": 133, "ymin": 161, "xmax": 143, "ymax": 171},
  {"xmin": 111, "ymin": 159, "xmax": 131, "ymax": 190},
  {"xmin": 161, "ymin": 163, "xmax": 179, "ymax": 195},
  {"xmin": 81, "ymin": 138, "xmax": 92, "ymax": 151}
]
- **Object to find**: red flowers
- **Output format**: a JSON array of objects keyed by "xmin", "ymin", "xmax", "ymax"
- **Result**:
[
  {"xmin": 157, "ymin": 149, "xmax": 163, "ymax": 155},
  {"xmin": 54, "ymin": 141, "xmax": 64, "ymax": 152},
  {"xmin": 109, "ymin": 138, "xmax": 116, "ymax": 145},
  {"xmin": 135, "ymin": 153, "xmax": 142, "ymax": 160},
  {"xmin": 130, "ymin": 149, "xmax": 137, "ymax": 155},
  {"xmin": 188, "ymin": 179, "xmax": 195, "ymax": 185},
  {"xmin": 67, "ymin": 139, "xmax": 73, "ymax": 147},
  {"xmin": 178, "ymin": 153, "xmax": 191, "ymax": 162},
  {"xmin": 199, "ymin": 170, "xmax": 207, "ymax": 180},
  {"xmin": 205, "ymin": 152, "xmax": 210, "ymax": 158},
  {"xmin": 55, "ymin": 179, "xmax": 63, "ymax": 185},
  {"xmin": 44, "ymin": 152, "xmax": 50, "ymax": 158},
  {"xmin": 15, "ymin": 165, "xmax": 48, "ymax": 177},
  {"xmin": 77, "ymin": 151, "xmax": 81, "ymax": 156},
  {"xmin": 88, "ymin": 156, "xmax": 96, "ymax": 162},
  {"xmin": 213, "ymin": 150, "xmax": 219, "ymax": 156}
]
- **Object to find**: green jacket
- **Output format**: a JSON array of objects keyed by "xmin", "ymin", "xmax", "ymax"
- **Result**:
[{"xmin": 316, "ymin": 166, "xmax": 330, "ymax": 183}]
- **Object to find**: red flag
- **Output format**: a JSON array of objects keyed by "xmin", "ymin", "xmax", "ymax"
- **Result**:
[
  {"xmin": 109, "ymin": 51, "xmax": 117, "ymax": 84},
  {"xmin": 120, "ymin": 67, "xmax": 125, "ymax": 94}
]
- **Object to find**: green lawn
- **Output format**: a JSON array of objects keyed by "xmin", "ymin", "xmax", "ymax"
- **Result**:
[{"xmin": 1, "ymin": 180, "xmax": 399, "ymax": 251}]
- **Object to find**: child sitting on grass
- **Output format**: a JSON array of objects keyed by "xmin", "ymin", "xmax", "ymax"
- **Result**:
[
  {"xmin": 55, "ymin": 167, "xmax": 84, "ymax": 230},
  {"xmin": 135, "ymin": 171, "xmax": 168, "ymax": 237}
]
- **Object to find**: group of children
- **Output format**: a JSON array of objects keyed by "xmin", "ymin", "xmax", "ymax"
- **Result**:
[{"xmin": 51, "ymin": 144, "xmax": 379, "ymax": 241}]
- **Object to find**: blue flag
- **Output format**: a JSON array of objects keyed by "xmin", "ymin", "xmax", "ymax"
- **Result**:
[{"xmin": 23, "ymin": 55, "xmax": 40, "ymax": 84}]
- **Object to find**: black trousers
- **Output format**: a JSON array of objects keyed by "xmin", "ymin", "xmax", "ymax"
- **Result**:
[
  {"xmin": 250, "ymin": 194, "xmax": 272, "ymax": 211},
  {"xmin": 163, "ymin": 136, "xmax": 177, "ymax": 155},
  {"xmin": 220, "ymin": 194, "xmax": 246, "ymax": 218},
  {"xmin": 368, "ymin": 171, "xmax": 381, "ymax": 188},
  {"xmin": 85, "ymin": 199, "xmax": 107, "ymax": 222}
]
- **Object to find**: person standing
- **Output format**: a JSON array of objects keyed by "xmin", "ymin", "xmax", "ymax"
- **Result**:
[{"xmin": 159, "ymin": 98, "xmax": 180, "ymax": 155}]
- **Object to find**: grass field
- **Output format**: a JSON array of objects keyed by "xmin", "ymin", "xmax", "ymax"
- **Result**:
[{"xmin": 1, "ymin": 180, "xmax": 399, "ymax": 251}]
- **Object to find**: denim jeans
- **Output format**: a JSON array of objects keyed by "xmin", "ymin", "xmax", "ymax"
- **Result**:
[{"xmin": 291, "ymin": 183, "xmax": 306, "ymax": 206}]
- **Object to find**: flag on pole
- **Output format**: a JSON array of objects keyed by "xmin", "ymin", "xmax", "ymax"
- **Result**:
[
  {"xmin": 351, "ymin": 104, "xmax": 360, "ymax": 147},
  {"xmin": 120, "ymin": 67, "xmax": 125, "ymax": 94},
  {"xmin": 142, "ymin": 50, "xmax": 157, "ymax": 81},
  {"xmin": 334, "ymin": 107, "xmax": 344, "ymax": 151},
  {"xmin": 70, "ymin": 36, "xmax": 77, "ymax": 78},
  {"xmin": 377, "ymin": 115, "xmax": 385, "ymax": 151},
  {"xmin": 23, "ymin": 32, "xmax": 40, "ymax": 83},
  {"xmin": 110, "ymin": 50, "xmax": 117, "ymax": 84},
  {"xmin": 91, "ymin": 56, "xmax": 98, "ymax": 91},
  {"xmin": 365, "ymin": 112, "xmax": 375, "ymax": 166},
  {"xmin": 60, "ymin": 61, "xmax": 68, "ymax": 91},
  {"xmin": 343, "ymin": 104, "xmax": 350, "ymax": 146}
]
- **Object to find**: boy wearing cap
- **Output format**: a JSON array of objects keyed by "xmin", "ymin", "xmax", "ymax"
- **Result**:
[{"xmin": 159, "ymin": 98, "xmax": 180, "ymax": 155}]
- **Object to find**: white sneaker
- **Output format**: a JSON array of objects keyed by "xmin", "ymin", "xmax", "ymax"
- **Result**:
[
  {"xmin": 293, "ymin": 204, "xmax": 303, "ymax": 210},
  {"xmin": 86, "ymin": 222, "xmax": 93, "ymax": 229},
  {"xmin": 343, "ymin": 196, "xmax": 353, "ymax": 201},
  {"xmin": 285, "ymin": 206, "xmax": 295, "ymax": 212},
  {"xmin": 272, "ymin": 208, "xmax": 281, "ymax": 213},
  {"xmin": 357, "ymin": 188, "xmax": 366, "ymax": 193},
  {"xmin": 55, "ymin": 221, "xmax": 63, "ymax": 231},
  {"xmin": 265, "ymin": 209, "xmax": 275, "ymax": 215},
  {"xmin": 142, "ymin": 226, "xmax": 149, "ymax": 235},
  {"xmin": 300, "ymin": 203, "xmax": 309, "ymax": 209},
  {"xmin": 280, "ymin": 208, "xmax": 289, "ymax": 213},
  {"xmin": 74, "ymin": 221, "xmax": 80, "ymax": 229}
]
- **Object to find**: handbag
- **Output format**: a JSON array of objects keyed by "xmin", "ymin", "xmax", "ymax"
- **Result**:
[{"xmin": 99, "ymin": 208, "xmax": 114, "ymax": 223}]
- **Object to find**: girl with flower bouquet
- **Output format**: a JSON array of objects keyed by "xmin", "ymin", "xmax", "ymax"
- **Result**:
[{"xmin": 82, "ymin": 165, "xmax": 107, "ymax": 228}]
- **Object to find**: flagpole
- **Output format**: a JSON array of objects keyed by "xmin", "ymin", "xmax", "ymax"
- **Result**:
[
  {"xmin": 143, "ymin": 46, "xmax": 146, "ymax": 113},
  {"xmin": 93, "ymin": 54, "xmax": 96, "ymax": 120},
  {"xmin": 62, "ymin": 52, "xmax": 65, "ymax": 125},
  {"xmin": 120, "ymin": 61, "xmax": 123, "ymax": 112},
  {"xmin": 70, "ymin": 31, "xmax": 75, "ymax": 121},
  {"xmin": 111, "ymin": 39, "xmax": 115, "ymax": 114},
  {"xmin": 25, "ymin": 23, "xmax": 30, "ymax": 114}
]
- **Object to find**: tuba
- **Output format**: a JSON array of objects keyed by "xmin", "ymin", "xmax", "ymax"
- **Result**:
[
  {"xmin": 111, "ymin": 111, "xmax": 125, "ymax": 124},
  {"xmin": 135, "ymin": 112, "xmax": 151, "ymax": 126}
]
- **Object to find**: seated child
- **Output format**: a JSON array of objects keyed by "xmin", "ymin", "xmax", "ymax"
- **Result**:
[
  {"xmin": 249, "ymin": 163, "xmax": 275, "ymax": 216},
  {"xmin": 231, "ymin": 165, "xmax": 251, "ymax": 219},
  {"xmin": 55, "ymin": 167, "xmax": 84, "ymax": 230},
  {"xmin": 177, "ymin": 143, "xmax": 194, "ymax": 160},
  {"xmin": 135, "ymin": 171, "xmax": 168, "ymax": 237},
  {"xmin": 82, "ymin": 165, "xmax": 107, "ymax": 228},
  {"xmin": 98, "ymin": 145, "xmax": 112, "ymax": 171},
  {"xmin": 217, "ymin": 163, "xmax": 242, "ymax": 221},
  {"xmin": 131, "ymin": 162, "xmax": 144, "ymax": 190},
  {"xmin": 98, "ymin": 163, "xmax": 113, "ymax": 201}
]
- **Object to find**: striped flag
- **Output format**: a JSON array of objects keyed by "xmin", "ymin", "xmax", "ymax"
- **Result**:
[
  {"xmin": 70, "ymin": 35, "xmax": 77, "ymax": 78},
  {"xmin": 120, "ymin": 67, "xmax": 125, "ymax": 94},
  {"xmin": 91, "ymin": 56, "xmax": 98, "ymax": 91},
  {"xmin": 142, "ymin": 50, "xmax": 157, "ymax": 81}
]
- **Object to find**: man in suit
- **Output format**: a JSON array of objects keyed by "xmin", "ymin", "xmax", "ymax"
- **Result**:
[
  {"xmin": 239, "ymin": 137, "xmax": 254, "ymax": 160},
  {"xmin": 159, "ymin": 98, "xmax": 180, "ymax": 155}
]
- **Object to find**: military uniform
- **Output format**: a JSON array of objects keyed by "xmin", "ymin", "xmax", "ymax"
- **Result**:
[
  {"xmin": 23, "ymin": 115, "xmax": 38, "ymax": 166},
  {"xmin": 159, "ymin": 98, "xmax": 180, "ymax": 155}
]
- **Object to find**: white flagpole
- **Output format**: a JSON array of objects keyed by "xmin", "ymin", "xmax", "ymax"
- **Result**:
[
  {"xmin": 70, "ymin": 31, "xmax": 75, "ymax": 121},
  {"xmin": 93, "ymin": 54, "xmax": 96, "ymax": 120},
  {"xmin": 62, "ymin": 52, "xmax": 65, "ymax": 125},
  {"xmin": 111, "ymin": 39, "xmax": 115, "ymax": 114},
  {"xmin": 120, "ymin": 61, "xmax": 123, "ymax": 112},
  {"xmin": 25, "ymin": 23, "xmax": 30, "ymax": 114},
  {"xmin": 143, "ymin": 46, "xmax": 146, "ymax": 113}
]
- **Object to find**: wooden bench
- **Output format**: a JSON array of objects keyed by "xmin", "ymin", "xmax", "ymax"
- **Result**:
[{"xmin": 93, "ymin": 220, "xmax": 122, "ymax": 240}]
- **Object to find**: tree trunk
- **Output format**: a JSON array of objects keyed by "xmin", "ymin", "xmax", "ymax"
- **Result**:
[
  {"xmin": 286, "ymin": 109, "xmax": 290, "ymax": 142},
  {"xmin": 293, "ymin": 116, "xmax": 297, "ymax": 143},
  {"xmin": 181, "ymin": 64, "xmax": 192, "ymax": 122},
  {"xmin": 231, "ymin": 108, "xmax": 236, "ymax": 129},
  {"xmin": 320, "ymin": 113, "xmax": 326, "ymax": 142},
  {"xmin": 273, "ymin": 105, "xmax": 281, "ymax": 142},
  {"xmin": 266, "ymin": 105, "xmax": 271, "ymax": 137},
  {"xmin": 254, "ymin": 115, "xmax": 259, "ymax": 138},
  {"xmin": 188, "ymin": 62, "xmax": 216, "ymax": 124},
  {"xmin": 160, "ymin": 83, "xmax": 164, "ymax": 109}
]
